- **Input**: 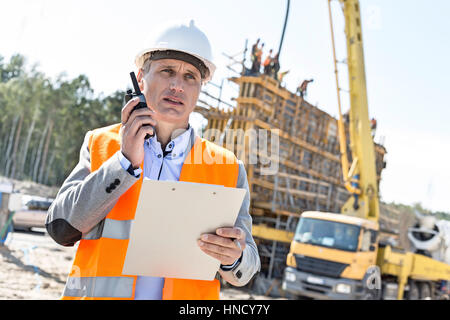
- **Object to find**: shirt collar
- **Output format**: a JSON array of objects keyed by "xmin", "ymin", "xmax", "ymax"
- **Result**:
[{"xmin": 146, "ymin": 124, "xmax": 193, "ymax": 158}]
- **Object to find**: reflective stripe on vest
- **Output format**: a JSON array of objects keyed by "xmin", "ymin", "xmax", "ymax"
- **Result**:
[
  {"xmin": 63, "ymin": 276, "xmax": 134, "ymax": 298},
  {"xmin": 83, "ymin": 218, "xmax": 132, "ymax": 241},
  {"xmin": 63, "ymin": 123, "xmax": 239, "ymax": 300}
]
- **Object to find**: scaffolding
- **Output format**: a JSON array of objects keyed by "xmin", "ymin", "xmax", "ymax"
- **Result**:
[{"xmin": 195, "ymin": 73, "xmax": 387, "ymax": 291}]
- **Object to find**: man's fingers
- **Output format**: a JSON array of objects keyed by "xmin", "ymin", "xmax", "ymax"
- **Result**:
[
  {"xmin": 197, "ymin": 240, "xmax": 237, "ymax": 258},
  {"xmin": 216, "ymin": 227, "xmax": 245, "ymax": 240},
  {"xmin": 198, "ymin": 230, "xmax": 245, "ymax": 265},
  {"xmin": 136, "ymin": 125, "xmax": 154, "ymax": 140},
  {"xmin": 124, "ymin": 108, "xmax": 157, "ymax": 129},
  {"xmin": 129, "ymin": 115, "xmax": 157, "ymax": 136},
  {"xmin": 121, "ymin": 97, "xmax": 140, "ymax": 124},
  {"xmin": 200, "ymin": 234, "xmax": 235, "ymax": 248}
]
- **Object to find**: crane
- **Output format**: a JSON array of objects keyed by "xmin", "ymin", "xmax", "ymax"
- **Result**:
[{"xmin": 330, "ymin": 0, "xmax": 380, "ymax": 223}]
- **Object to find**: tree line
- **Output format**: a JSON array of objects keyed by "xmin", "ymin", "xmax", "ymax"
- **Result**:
[
  {"xmin": 0, "ymin": 54, "xmax": 125, "ymax": 187},
  {"xmin": 386, "ymin": 201, "xmax": 450, "ymax": 222},
  {"xmin": 1, "ymin": 53, "xmax": 448, "ymax": 218}
]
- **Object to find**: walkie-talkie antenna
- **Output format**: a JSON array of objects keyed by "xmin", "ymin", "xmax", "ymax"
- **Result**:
[{"xmin": 130, "ymin": 72, "xmax": 141, "ymax": 95}]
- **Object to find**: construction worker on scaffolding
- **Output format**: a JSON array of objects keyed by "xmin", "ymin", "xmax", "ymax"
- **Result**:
[
  {"xmin": 297, "ymin": 79, "xmax": 314, "ymax": 98},
  {"xmin": 370, "ymin": 117, "xmax": 377, "ymax": 137},
  {"xmin": 46, "ymin": 20, "xmax": 260, "ymax": 300},
  {"xmin": 271, "ymin": 53, "xmax": 280, "ymax": 80},
  {"xmin": 251, "ymin": 38, "xmax": 260, "ymax": 59},
  {"xmin": 263, "ymin": 49, "xmax": 273, "ymax": 75},
  {"xmin": 250, "ymin": 38, "xmax": 261, "ymax": 74},
  {"xmin": 252, "ymin": 42, "xmax": 264, "ymax": 75}
]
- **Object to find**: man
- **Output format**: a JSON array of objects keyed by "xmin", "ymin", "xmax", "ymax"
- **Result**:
[
  {"xmin": 46, "ymin": 20, "xmax": 260, "ymax": 300},
  {"xmin": 370, "ymin": 117, "xmax": 377, "ymax": 137},
  {"xmin": 263, "ymin": 49, "xmax": 273, "ymax": 75},
  {"xmin": 251, "ymin": 38, "xmax": 260, "ymax": 58},
  {"xmin": 255, "ymin": 43, "xmax": 264, "ymax": 73},
  {"xmin": 270, "ymin": 53, "xmax": 280, "ymax": 80},
  {"xmin": 296, "ymin": 79, "xmax": 314, "ymax": 98},
  {"xmin": 250, "ymin": 38, "xmax": 260, "ymax": 74}
]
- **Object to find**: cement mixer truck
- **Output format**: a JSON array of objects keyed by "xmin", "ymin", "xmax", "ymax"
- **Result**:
[{"xmin": 409, "ymin": 213, "xmax": 450, "ymax": 266}]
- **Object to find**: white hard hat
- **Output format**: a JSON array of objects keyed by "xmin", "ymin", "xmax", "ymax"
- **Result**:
[{"xmin": 135, "ymin": 20, "xmax": 216, "ymax": 82}]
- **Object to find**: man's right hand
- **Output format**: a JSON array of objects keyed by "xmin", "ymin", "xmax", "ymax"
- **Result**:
[{"xmin": 120, "ymin": 97, "xmax": 157, "ymax": 168}]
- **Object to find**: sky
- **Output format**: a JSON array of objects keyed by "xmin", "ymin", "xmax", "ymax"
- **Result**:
[{"xmin": 1, "ymin": 0, "xmax": 449, "ymax": 212}]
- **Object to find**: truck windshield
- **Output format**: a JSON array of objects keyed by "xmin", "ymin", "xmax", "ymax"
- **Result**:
[{"xmin": 294, "ymin": 218, "xmax": 361, "ymax": 252}]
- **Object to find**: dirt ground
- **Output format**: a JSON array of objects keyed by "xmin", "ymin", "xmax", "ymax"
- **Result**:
[{"xmin": 0, "ymin": 230, "xmax": 277, "ymax": 300}]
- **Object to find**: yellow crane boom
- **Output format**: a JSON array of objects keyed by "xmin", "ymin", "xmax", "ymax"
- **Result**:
[{"xmin": 329, "ymin": 0, "xmax": 380, "ymax": 222}]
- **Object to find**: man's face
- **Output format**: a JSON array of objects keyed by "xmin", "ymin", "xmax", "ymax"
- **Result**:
[{"xmin": 139, "ymin": 58, "xmax": 202, "ymax": 127}]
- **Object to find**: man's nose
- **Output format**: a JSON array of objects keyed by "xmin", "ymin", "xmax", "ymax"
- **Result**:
[{"xmin": 169, "ymin": 75, "xmax": 184, "ymax": 93}]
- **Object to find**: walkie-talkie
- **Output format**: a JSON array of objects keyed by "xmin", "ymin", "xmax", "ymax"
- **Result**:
[{"xmin": 124, "ymin": 72, "xmax": 154, "ymax": 139}]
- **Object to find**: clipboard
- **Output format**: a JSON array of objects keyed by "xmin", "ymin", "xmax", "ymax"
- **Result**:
[{"xmin": 122, "ymin": 179, "xmax": 246, "ymax": 281}]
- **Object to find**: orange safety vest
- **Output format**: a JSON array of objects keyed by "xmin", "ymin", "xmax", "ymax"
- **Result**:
[{"xmin": 62, "ymin": 123, "xmax": 239, "ymax": 300}]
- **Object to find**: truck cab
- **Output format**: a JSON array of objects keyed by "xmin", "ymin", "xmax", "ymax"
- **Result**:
[{"xmin": 282, "ymin": 211, "xmax": 380, "ymax": 299}]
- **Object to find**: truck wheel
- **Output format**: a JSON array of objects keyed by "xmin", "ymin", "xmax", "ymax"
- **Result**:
[
  {"xmin": 419, "ymin": 282, "xmax": 432, "ymax": 300},
  {"xmin": 407, "ymin": 281, "xmax": 420, "ymax": 300}
]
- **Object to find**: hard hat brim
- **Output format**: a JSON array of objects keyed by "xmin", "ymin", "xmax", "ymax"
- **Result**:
[{"xmin": 135, "ymin": 48, "xmax": 216, "ymax": 82}]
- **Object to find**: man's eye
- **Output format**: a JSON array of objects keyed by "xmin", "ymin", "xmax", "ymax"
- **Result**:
[{"xmin": 162, "ymin": 69, "xmax": 173, "ymax": 74}]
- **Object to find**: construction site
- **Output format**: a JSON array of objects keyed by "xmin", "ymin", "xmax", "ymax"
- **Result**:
[
  {"xmin": 196, "ymin": 3, "xmax": 449, "ymax": 300},
  {"xmin": 195, "ymin": 63, "xmax": 390, "ymax": 296},
  {"xmin": 1, "ymin": 0, "xmax": 449, "ymax": 300}
]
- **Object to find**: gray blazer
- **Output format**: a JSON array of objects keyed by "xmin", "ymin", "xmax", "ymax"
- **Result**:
[{"xmin": 46, "ymin": 126, "xmax": 260, "ymax": 287}]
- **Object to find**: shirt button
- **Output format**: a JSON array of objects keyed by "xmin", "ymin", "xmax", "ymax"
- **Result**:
[{"xmin": 157, "ymin": 154, "xmax": 162, "ymax": 158}]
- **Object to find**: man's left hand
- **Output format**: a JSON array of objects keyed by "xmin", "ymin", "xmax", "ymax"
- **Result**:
[{"xmin": 197, "ymin": 227, "xmax": 246, "ymax": 266}]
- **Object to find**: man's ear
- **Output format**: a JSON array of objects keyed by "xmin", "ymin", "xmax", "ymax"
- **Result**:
[{"xmin": 137, "ymin": 69, "xmax": 144, "ymax": 91}]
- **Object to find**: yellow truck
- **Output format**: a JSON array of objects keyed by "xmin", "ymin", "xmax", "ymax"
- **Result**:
[
  {"xmin": 281, "ymin": 0, "xmax": 450, "ymax": 300},
  {"xmin": 282, "ymin": 211, "xmax": 450, "ymax": 299}
]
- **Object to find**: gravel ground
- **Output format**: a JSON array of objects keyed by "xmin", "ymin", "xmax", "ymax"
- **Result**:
[
  {"xmin": 0, "ymin": 230, "xmax": 75, "ymax": 299},
  {"xmin": 0, "ymin": 230, "xmax": 277, "ymax": 300}
]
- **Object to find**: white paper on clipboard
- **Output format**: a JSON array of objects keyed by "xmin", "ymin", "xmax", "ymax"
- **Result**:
[{"xmin": 122, "ymin": 179, "xmax": 246, "ymax": 281}]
